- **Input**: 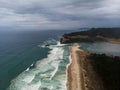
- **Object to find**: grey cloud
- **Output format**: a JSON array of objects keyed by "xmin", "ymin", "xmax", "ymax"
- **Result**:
[{"xmin": 0, "ymin": 0, "xmax": 120, "ymax": 30}]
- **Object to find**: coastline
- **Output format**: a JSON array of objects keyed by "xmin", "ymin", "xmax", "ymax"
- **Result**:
[
  {"xmin": 67, "ymin": 44, "xmax": 104, "ymax": 90},
  {"xmin": 65, "ymin": 55, "xmax": 72, "ymax": 90},
  {"xmin": 67, "ymin": 44, "xmax": 84, "ymax": 90}
]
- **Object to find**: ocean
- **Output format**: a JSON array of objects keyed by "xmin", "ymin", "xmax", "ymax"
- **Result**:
[
  {"xmin": 0, "ymin": 30, "xmax": 75, "ymax": 90},
  {"xmin": 0, "ymin": 30, "xmax": 120, "ymax": 90}
]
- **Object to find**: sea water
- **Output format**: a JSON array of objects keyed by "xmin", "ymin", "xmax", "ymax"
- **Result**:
[
  {"xmin": 8, "ymin": 42, "xmax": 70, "ymax": 90},
  {"xmin": 80, "ymin": 42, "xmax": 120, "ymax": 56},
  {"xmin": 0, "ymin": 30, "xmax": 72, "ymax": 90},
  {"xmin": 0, "ymin": 30, "xmax": 120, "ymax": 90}
]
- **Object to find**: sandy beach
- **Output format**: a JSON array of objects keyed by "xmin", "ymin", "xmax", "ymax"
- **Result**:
[
  {"xmin": 67, "ymin": 44, "xmax": 84, "ymax": 90},
  {"xmin": 67, "ymin": 44, "xmax": 104, "ymax": 90}
]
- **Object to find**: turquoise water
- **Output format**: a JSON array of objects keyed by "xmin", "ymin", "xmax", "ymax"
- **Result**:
[
  {"xmin": 0, "ymin": 30, "xmax": 72, "ymax": 90},
  {"xmin": 8, "ymin": 42, "xmax": 70, "ymax": 90}
]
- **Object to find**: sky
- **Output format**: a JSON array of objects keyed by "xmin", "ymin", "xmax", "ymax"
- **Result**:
[{"xmin": 0, "ymin": 0, "xmax": 120, "ymax": 30}]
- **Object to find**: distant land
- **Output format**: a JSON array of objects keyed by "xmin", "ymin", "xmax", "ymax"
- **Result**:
[{"xmin": 60, "ymin": 28, "xmax": 120, "ymax": 44}]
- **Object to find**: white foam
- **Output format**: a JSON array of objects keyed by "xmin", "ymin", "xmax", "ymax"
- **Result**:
[
  {"xmin": 66, "ymin": 55, "xmax": 72, "ymax": 69},
  {"xmin": 65, "ymin": 47, "xmax": 72, "ymax": 90},
  {"xmin": 8, "ymin": 41, "xmax": 69, "ymax": 90},
  {"xmin": 55, "ymin": 41, "xmax": 67, "ymax": 47},
  {"xmin": 39, "ymin": 38, "xmax": 58, "ymax": 48},
  {"xmin": 50, "ymin": 86, "xmax": 53, "ymax": 90},
  {"xmin": 21, "ymin": 81, "xmax": 41, "ymax": 90},
  {"xmin": 30, "ymin": 63, "xmax": 33, "ymax": 67},
  {"xmin": 50, "ymin": 62, "xmax": 59, "ymax": 80},
  {"xmin": 25, "ymin": 63, "xmax": 34, "ymax": 72},
  {"xmin": 22, "ymin": 75, "xmax": 34, "ymax": 83},
  {"xmin": 25, "ymin": 68, "xmax": 30, "ymax": 71}
]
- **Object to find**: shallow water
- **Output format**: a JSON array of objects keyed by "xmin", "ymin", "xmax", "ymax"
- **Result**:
[
  {"xmin": 80, "ymin": 42, "xmax": 120, "ymax": 56},
  {"xmin": 8, "ymin": 42, "xmax": 70, "ymax": 90},
  {"xmin": 0, "ymin": 30, "xmax": 74, "ymax": 90}
]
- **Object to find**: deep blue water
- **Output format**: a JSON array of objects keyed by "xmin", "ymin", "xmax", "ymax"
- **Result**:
[{"xmin": 0, "ymin": 30, "xmax": 74, "ymax": 90}]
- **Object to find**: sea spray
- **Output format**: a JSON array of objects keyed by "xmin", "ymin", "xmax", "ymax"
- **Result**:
[{"xmin": 8, "ymin": 42, "xmax": 70, "ymax": 90}]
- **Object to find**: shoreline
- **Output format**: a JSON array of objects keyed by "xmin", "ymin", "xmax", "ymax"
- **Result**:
[
  {"xmin": 65, "ymin": 54, "xmax": 72, "ymax": 90},
  {"xmin": 67, "ymin": 44, "xmax": 104, "ymax": 90},
  {"xmin": 67, "ymin": 44, "xmax": 84, "ymax": 90}
]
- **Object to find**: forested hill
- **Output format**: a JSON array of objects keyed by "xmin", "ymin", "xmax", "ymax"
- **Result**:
[
  {"xmin": 64, "ymin": 28, "xmax": 120, "ymax": 38},
  {"xmin": 61, "ymin": 28, "xmax": 120, "ymax": 44}
]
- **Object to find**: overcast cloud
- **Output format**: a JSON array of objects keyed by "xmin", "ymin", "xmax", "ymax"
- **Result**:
[{"xmin": 0, "ymin": 0, "xmax": 120, "ymax": 30}]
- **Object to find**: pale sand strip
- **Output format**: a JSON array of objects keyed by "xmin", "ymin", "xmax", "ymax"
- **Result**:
[{"xmin": 67, "ymin": 44, "xmax": 85, "ymax": 90}]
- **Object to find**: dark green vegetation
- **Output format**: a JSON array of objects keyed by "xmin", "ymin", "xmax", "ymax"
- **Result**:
[
  {"xmin": 89, "ymin": 54, "xmax": 120, "ymax": 90},
  {"xmin": 60, "ymin": 28, "xmax": 120, "ymax": 44}
]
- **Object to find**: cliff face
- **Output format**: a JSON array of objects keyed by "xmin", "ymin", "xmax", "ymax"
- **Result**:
[{"xmin": 60, "ymin": 28, "xmax": 120, "ymax": 44}]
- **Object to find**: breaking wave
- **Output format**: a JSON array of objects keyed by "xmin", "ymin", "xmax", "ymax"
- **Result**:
[{"xmin": 8, "ymin": 41, "xmax": 69, "ymax": 90}]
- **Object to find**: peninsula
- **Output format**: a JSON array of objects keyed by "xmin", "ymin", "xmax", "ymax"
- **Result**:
[
  {"xmin": 61, "ymin": 28, "xmax": 120, "ymax": 44},
  {"xmin": 61, "ymin": 28, "xmax": 120, "ymax": 90},
  {"xmin": 67, "ymin": 44, "xmax": 120, "ymax": 90}
]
